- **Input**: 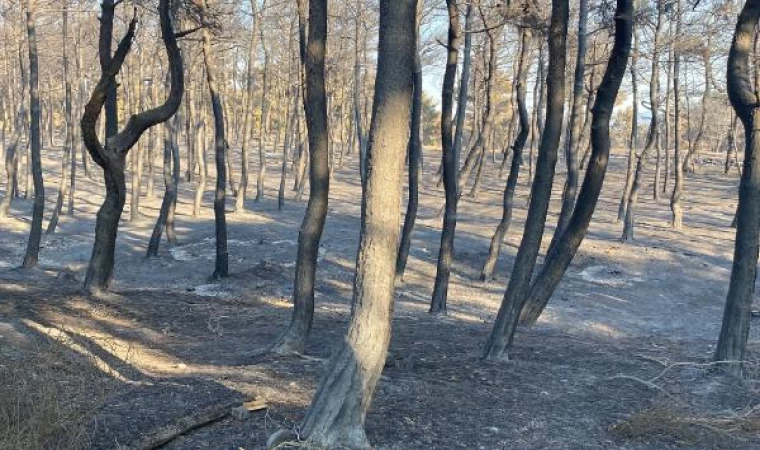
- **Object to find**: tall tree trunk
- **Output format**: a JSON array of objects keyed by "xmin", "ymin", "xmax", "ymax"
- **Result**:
[
  {"xmin": 670, "ymin": 0, "xmax": 684, "ymax": 231},
  {"xmin": 270, "ymin": 0, "xmax": 330, "ymax": 355},
  {"xmin": 270, "ymin": 3, "xmax": 415, "ymax": 447},
  {"xmin": 715, "ymin": 0, "xmax": 760, "ymax": 374},
  {"xmin": 480, "ymin": 29, "xmax": 532, "ymax": 282},
  {"xmin": 395, "ymin": 2, "xmax": 423, "ymax": 282},
  {"xmin": 256, "ymin": 28, "xmax": 269, "ymax": 203},
  {"xmin": 200, "ymin": 2, "xmax": 228, "ymax": 280},
  {"xmin": 22, "ymin": 0, "xmax": 44, "ymax": 269},
  {"xmin": 82, "ymin": 1, "xmax": 183, "ymax": 292},
  {"xmin": 551, "ymin": 0, "xmax": 588, "ymax": 251},
  {"xmin": 429, "ymin": 1, "xmax": 464, "ymax": 316},
  {"xmin": 482, "ymin": 0, "xmax": 569, "ymax": 361},
  {"xmin": 519, "ymin": 0, "xmax": 634, "ymax": 325},
  {"xmin": 621, "ymin": 5, "xmax": 663, "ymax": 242},
  {"xmin": 617, "ymin": 36, "xmax": 638, "ymax": 224},
  {"xmin": 47, "ymin": 3, "xmax": 73, "ymax": 234},
  {"xmin": 236, "ymin": 0, "xmax": 259, "ymax": 212}
]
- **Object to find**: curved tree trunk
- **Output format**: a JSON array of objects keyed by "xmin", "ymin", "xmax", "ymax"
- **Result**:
[
  {"xmin": 617, "ymin": 42, "xmax": 638, "ymax": 225},
  {"xmin": 482, "ymin": 0, "xmax": 569, "ymax": 361},
  {"xmin": 82, "ymin": 1, "xmax": 183, "ymax": 292},
  {"xmin": 480, "ymin": 29, "xmax": 532, "ymax": 282},
  {"xmin": 429, "ymin": 1, "xmax": 466, "ymax": 316},
  {"xmin": 519, "ymin": 0, "xmax": 634, "ymax": 325},
  {"xmin": 270, "ymin": 0, "xmax": 330, "ymax": 355},
  {"xmin": 395, "ymin": 4, "xmax": 423, "ymax": 283},
  {"xmin": 147, "ymin": 114, "xmax": 180, "ymax": 257},
  {"xmin": 714, "ymin": 0, "xmax": 760, "ymax": 374},
  {"xmin": 270, "ymin": 3, "xmax": 415, "ymax": 446},
  {"xmin": 550, "ymin": 0, "xmax": 588, "ymax": 252}
]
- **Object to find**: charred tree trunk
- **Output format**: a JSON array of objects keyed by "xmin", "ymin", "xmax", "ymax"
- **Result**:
[
  {"xmin": 269, "ymin": 3, "xmax": 415, "ymax": 447},
  {"xmin": 236, "ymin": 0, "xmax": 259, "ymax": 212},
  {"xmin": 147, "ymin": 113, "xmax": 180, "ymax": 257},
  {"xmin": 550, "ymin": 0, "xmax": 588, "ymax": 251},
  {"xmin": 200, "ymin": 3, "xmax": 229, "ymax": 280},
  {"xmin": 22, "ymin": 0, "xmax": 44, "ymax": 269},
  {"xmin": 270, "ymin": 0, "xmax": 330, "ymax": 355},
  {"xmin": 714, "ymin": 0, "xmax": 760, "ymax": 374},
  {"xmin": 429, "ymin": 1, "xmax": 464, "ymax": 316},
  {"xmin": 480, "ymin": 29, "xmax": 532, "ymax": 282},
  {"xmin": 81, "ymin": 1, "xmax": 183, "ymax": 292},
  {"xmin": 395, "ymin": 3, "xmax": 423, "ymax": 282},
  {"xmin": 519, "ymin": 0, "xmax": 634, "ymax": 325},
  {"xmin": 482, "ymin": 0, "xmax": 569, "ymax": 361}
]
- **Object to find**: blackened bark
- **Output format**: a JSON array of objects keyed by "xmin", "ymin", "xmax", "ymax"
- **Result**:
[
  {"xmin": 519, "ymin": 0, "xmax": 634, "ymax": 325},
  {"xmin": 270, "ymin": 2, "xmax": 415, "ymax": 447},
  {"xmin": 482, "ymin": 0, "xmax": 569, "ymax": 361},
  {"xmin": 200, "ymin": 6, "xmax": 228, "ymax": 280},
  {"xmin": 395, "ymin": 3, "xmax": 423, "ymax": 282},
  {"xmin": 480, "ymin": 29, "xmax": 532, "ymax": 282},
  {"xmin": 715, "ymin": 0, "xmax": 760, "ymax": 374},
  {"xmin": 429, "ymin": 0, "xmax": 462, "ymax": 316},
  {"xmin": 23, "ymin": 0, "xmax": 44, "ymax": 269},
  {"xmin": 271, "ymin": 0, "xmax": 330, "ymax": 354}
]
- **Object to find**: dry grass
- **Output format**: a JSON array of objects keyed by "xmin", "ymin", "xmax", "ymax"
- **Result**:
[
  {"xmin": 0, "ymin": 333, "xmax": 116, "ymax": 450},
  {"xmin": 611, "ymin": 402, "xmax": 760, "ymax": 445}
]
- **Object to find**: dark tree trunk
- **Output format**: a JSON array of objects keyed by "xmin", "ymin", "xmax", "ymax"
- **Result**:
[
  {"xmin": 480, "ymin": 29, "xmax": 532, "ymax": 282},
  {"xmin": 429, "ymin": 1, "xmax": 464, "ymax": 316},
  {"xmin": 395, "ymin": 4, "xmax": 423, "ymax": 282},
  {"xmin": 519, "ymin": 0, "xmax": 634, "ymax": 325},
  {"xmin": 270, "ymin": 0, "xmax": 330, "ymax": 355},
  {"xmin": 269, "ymin": 3, "xmax": 415, "ymax": 447},
  {"xmin": 550, "ymin": 0, "xmax": 588, "ymax": 251},
  {"xmin": 81, "ymin": 1, "xmax": 183, "ymax": 292},
  {"xmin": 23, "ymin": 0, "xmax": 44, "ymax": 269},
  {"xmin": 482, "ymin": 0, "xmax": 569, "ymax": 361},
  {"xmin": 147, "ymin": 114, "xmax": 180, "ymax": 257},
  {"xmin": 715, "ymin": 0, "xmax": 760, "ymax": 374},
  {"xmin": 200, "ymin": 4, "xmax": 228, "ymax": 280}
]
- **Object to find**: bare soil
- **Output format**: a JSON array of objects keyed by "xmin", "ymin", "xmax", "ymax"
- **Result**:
[{"xmin": 1, "ymin": 144, "xmax": 759, "ymax": 449}]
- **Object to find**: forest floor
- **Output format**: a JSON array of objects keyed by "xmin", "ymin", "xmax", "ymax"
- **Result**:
[{"xmin": 2, "ymin": 143, "xmax": 760, "ymax": 449}]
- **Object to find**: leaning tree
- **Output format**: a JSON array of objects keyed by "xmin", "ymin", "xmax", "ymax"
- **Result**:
[
  {"xmin": 715, "ymin": 0, "xmax": 760, "ymax": 374},
  {"xmin": 81, "ymin": 0, "xmax": 184, "ymax": 292}
]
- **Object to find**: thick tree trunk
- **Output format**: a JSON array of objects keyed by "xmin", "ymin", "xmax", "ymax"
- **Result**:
[
  {"xmin": 519, "ymin": 0, "xmax": 634, "ymax": 325},
  {"xmin": 714, "ymin": 0, "xmax": 760, "ymax": 374},
  {"xmin": 270, "ymin": 0, "xmax": 330, "ymax": 355},
  {"xmin": 429, "ymin": 1, "xmax": 464, "ymax": 316},
  {"xmin": 481, "ymin": 29, "xmax": 533, "ymax": 282},
  {"xmin": 23, "ymin": 0, "xmax": 44, "ymax": 269},
  {"xmin": 271, "ymin": 3, "xmax": 415, "ymax": 447},
  {"xmin": 482, "ymin": 0, "xmax": 569, "ymax": 361}
]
